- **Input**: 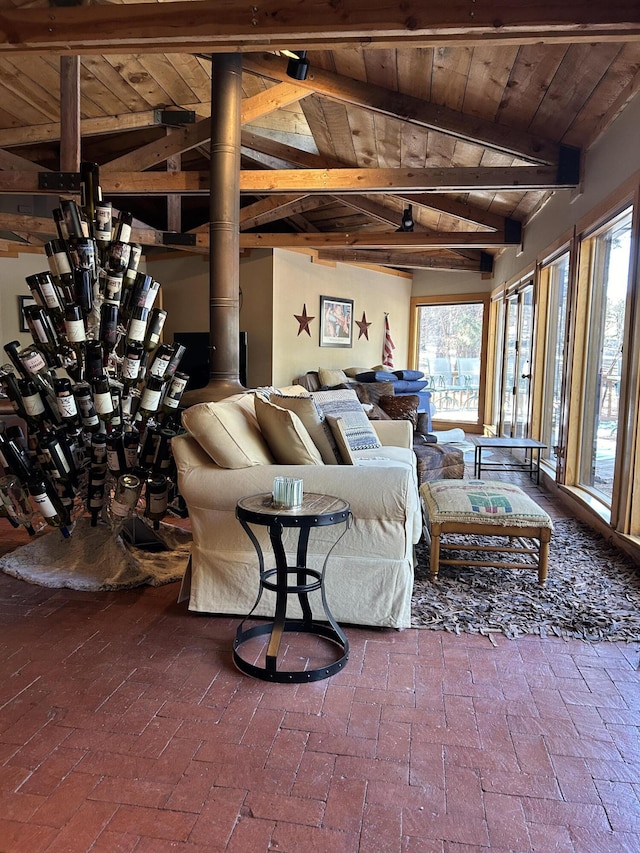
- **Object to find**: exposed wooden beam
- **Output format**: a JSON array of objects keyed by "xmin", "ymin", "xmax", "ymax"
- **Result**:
[
  {"xmin": 240, "ymin": 194, "xmax": 328, "ymax": 229},
  {"xmin": 0, "ymin": 2, "xmax": 637, "ymax": 54},
  {"xmin": 59, "ymin": 55, "xmax": 80, "ymax": 173},
  {"xmin": 0, "ymin": 212, "xmax": 56, "ymax": 234},
  {"xmin": 316, "ymin": 248, "xmax": 491, "ymax": 271},
  {"xmin": 243, "ymin": 54, "xmax": 560, "ymax": 165},
  {"xmin": 237, "ymin": 231, "xmax": 516, "ymax": 249},
  {"xmin": 0, "ymin": 148, "xmax": 44, "ymax": 172},
  {"xmin": 0, "ymin": 166, "xmax": 578, "ymax": 195}
]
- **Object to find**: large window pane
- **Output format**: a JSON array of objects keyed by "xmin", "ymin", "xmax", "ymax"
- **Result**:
[
  {"xmin": 541, "ymin": 252, "xmax": 570, "ymax": 465},
  {"xmin": 579, "ymin": 208, "xmax": 632, "ymax": 504},
  {"xmin": 416, "ymin": 302, "xmax": 484, "ymax": 423}
]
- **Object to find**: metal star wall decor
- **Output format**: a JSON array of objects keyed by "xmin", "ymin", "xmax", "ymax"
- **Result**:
[
  {"xmin": 294, "ymin": 303, "xmax": 314, "ymax": 336},
  {"xmin": 356, "ymin": 311, "xmax": 372, "ymax": 340}
]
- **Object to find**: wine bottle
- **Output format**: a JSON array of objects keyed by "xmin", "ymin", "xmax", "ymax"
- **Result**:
[
  {"xmin": 147, "ymin": 343, "xmax": 174, "ymax": 380},
  {"xmin": 45, "ymin": 240, "xmax": 73, "ymax": 281},
  {"xmin": 17, "ymin": 378, "xmax": 47, "ymax": 425},
  {"xmin": 87, "ymin": 460, "xmax": 107, "ymax": 527},
  {"xmin": 144, "ymin": 473, "xmax": 168, "ymax": 525},
  {"xmin": 53, "ymin": 208, "xmax": 69, "ymax": 241},
  {"xmin": 63, "ymin": 304, "xmax": 87, "ymax": 376},
  {"xmin": 99, "ymin": 301, "xmax": 119, "ymax": 358},
  {"xmin": 23, "ymin": 304, "xmax": 60, "ymax": 366},
  {"xmin": 60, "ymin": 198, "xmax": 85, "ymax": 241},
  {"xmin": 103, "ymin": 271, "xmax": 123, "ymax": 306},
  {"xmin": 142, "ymin": 280, "xmax": 161, "ymax": 311},
  {"xmin": 129, "ymin": 273, "xmax": 153, "ymax": 311},
  {"xmin": 143, "ymin": 308, "xmax": 168, "ymax": 352},
  {"xmin": 84, "ymin": 340, "xmax": 104, "ymax": 383},
  {"xmin": 113, "ymin": 210, "xmax": 133, "ymax": 244},
  {"xmin": 73, "ymin": 381, "xmax": 100, "ymax": 432},
  {"xmin": 121, "ymin": 340, "xmax": 144, "ymax": 388},
  {"xmin": 91, "ymin": 374, "xmax": 114, "ymax": 425},
  {"xmin": 0, "ymin": 425, "xmax": 34, "ymax": 482},
  {"xmin": 80, "ymin": 161, "xmax": 101, "ymax": 228},
  {"xmin": 123, "ymin": 429, "xmax": 139, "ymax": 471},
  {"xmin": 160, "ymin": 371, "xmax": 189, "ymax": 417},
  {"xmin": 94, "ymin": 201, "xmax": 112, "ymax": 249},
  {"xmin": 136, "ymin": 375, "xmax": 164, "ymax": 422},
  {"xmin": 73, "ymin": 267, "xmax": 94, "ymax": 317},
  {"xmin": 152, "ymin": 428, "xmax": 175, "ymax": 474},
  {"xmin": 53, "ymin": 377, "xmax": 79, "ymax": 429},
  {"xmin": 110, "ymin": 386, "xmax": 123, "ymax": 429},
  {"xmin": 106, "ymin": 430, "xmax": 127, "ymax": 476},
  {"xmin": 126, "ymin": 306, "xmax": 149, "ymax": 345},
  {"xmin": 164, "ymin": 343, "xmax": 186, "ymax": 379},
  {"xmin": 28, "ymin": 476, "xmax": 71, "ymax": 537},
  {"xmin": 0, "ymin": 474, "xmax": 36, "ymax": 535},
  {"xmin": 106, "ymin": 240, "xmax": 131, "ymax": 275},
  {"xmin": 41, "ymin": 433, "xmax": 76, "ymax": 486}
]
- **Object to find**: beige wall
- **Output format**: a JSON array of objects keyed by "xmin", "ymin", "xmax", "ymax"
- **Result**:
[
  {"xmin": 271, "ymin": 251, "xmax": 412, "ymax": 387},
  {"xmin": 411, "ymin": 268, "xmax": 489, "ymax": 298}
]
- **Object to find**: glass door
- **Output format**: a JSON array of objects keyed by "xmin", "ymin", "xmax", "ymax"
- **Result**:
[{"xmin": 500, "ymin": 282, "xmax": 534, "ymax": 438}]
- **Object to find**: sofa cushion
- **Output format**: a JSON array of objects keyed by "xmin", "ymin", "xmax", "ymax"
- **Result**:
[
  {"xmin": 182, "ymin": 400, "xmax": 273, "ymax": 468},
  {"xmin": 326, "ymin": 415, "xmax": 357, "ymax": 464},
  {"xmin": 379, "ymin": 394, "xmax": 420, "ymax": 427},
  {"xmin": 312, "ymin": 388, "xmax": 382, "ymax": 451},
  {"xmin": 271, "ymin": 394, "xmax": 340, "ymax": 464},
  {"xmin": 393, "ymin": 369, "xmax": 424, "ymax": 381},
  {"xmin": 354, "ymin": 370, "xmax": 397, "ymax": 383},
  {"xmin": 344, "ymin": 366, "xmax": 372, "ymax": 378},
  {"xmin": 318, "ymin": 367, "xmax": 349, "ymax": 388},
  {"xmin": 393, "ymin": 379, "xmax": 429, "ymax": 393},
  {"xmin": 254, "ymin": 395, "xmax": 324, "ymax": 466}
]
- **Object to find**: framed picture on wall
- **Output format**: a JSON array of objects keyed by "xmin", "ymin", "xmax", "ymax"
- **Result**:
[
  {"xmin": 319, "ymin": 295, "xmax": 353, "ymax": 348},
  {"xmin": 18, "ymin": 295, "xmax": 36, "ymax": 333}
]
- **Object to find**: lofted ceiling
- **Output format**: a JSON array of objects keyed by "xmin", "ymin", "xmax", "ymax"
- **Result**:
[{"xmin": 0, "ymin": 1, "xmax": 639, "ymax": 273}]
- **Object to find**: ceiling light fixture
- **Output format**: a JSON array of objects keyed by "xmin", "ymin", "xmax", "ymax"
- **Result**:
[
  {"xmin": 284, "ymin": 50, "xmax": 310, "ymax": 81},
  {"xmin": 398, "ymin": 204, "xmax": 414, "ymax": 232}
]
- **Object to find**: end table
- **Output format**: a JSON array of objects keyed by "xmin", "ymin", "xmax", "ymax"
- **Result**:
[{"xmin": 234, "ymin": 492, "xmax": 351, "ymax": 683}]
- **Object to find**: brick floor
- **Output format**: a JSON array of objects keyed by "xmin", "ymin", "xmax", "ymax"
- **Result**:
[{"xmin": 1, "ymin": 462, "xmax": 639, "ymax": 852}]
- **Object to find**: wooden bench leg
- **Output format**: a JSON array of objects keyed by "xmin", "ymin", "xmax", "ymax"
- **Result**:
[
  {"xmin": 538, "ymin": 528, "xmax": 551, "ymax": 586},
  {"xmin": 429, "ymin": 522, "xmax": 441, "ymax": 581}
]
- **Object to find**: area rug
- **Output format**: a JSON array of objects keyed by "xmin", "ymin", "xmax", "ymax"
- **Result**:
[
  {"xmin": 0, "ymin": 517, "xmax": 191, "ymax": 591},
  {"xmin": 412, "ymin": 518, "xmax": 640, "ymax": 642}
]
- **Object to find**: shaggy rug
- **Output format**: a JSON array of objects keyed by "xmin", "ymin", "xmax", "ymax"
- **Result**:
[
  {"xmin": 0, "ymin": 517, "xmax": 190, "ymax": 591},
  {"xmin": 412, "ymin": 517, "xmax": 640, "ymax": 642}
]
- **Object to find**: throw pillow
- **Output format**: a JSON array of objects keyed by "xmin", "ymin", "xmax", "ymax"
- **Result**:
[
  {"xmin": 312, "ymin": 388, "xmax": 382, "ymax": 451},
  {"xmin": 366, "ymin": 402, "xmax": 392, "ymax": 420},
  {"xmin": 318, "ymin": 367, "xmax": 349, "ymax": 388},
  {"xmin": 354, "ymin": 370, "xmax": 397, "ymax": 384},
  {"xmin": 364, "ymin": 382, "xmax": 396, "ymax": 405},
  {"xmin": 325, "ymin": 415, "xmax": 357, "ymax": 465},
  {"xmin": 416, "ymin": 412, "xmax": 432, "ymax": 436},
  {"xmin": 378, "ymin": 394, "xmax": 420, "ymax": 428},
  {"xmin": 344, "ymin": 366, "xmax": 371, "ymax": 378},
  {"xmin": 182, "ymin": 401, "xmax": 274, "ymax": 468},
  {"xmin": 270, "ymin": 394, "xmax": 340, "ymax": 464},
  {"xmin": 393, "ymin": 369, "xmax": 424, "ymax": 381},
  {"xmin": 254, "ymin": 395, "xmax": 324, "ymax": 465}
]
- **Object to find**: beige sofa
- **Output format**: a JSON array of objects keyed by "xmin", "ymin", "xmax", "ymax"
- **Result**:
[{"xmin": 172, "ymin": 388, "xmax": 421, "ymax": 629}]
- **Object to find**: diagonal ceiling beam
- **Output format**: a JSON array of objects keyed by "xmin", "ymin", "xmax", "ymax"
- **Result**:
[
  {"xmin": 0, "ymin": 2, "xmax": 638, "ymax": 54},
  {"xmin": 316, "ymin": 248, "xmax": 492, "ymax": 272},
  {"xmin": 243, "ymin": 54, "xmax": 561, "ymax": 165},
  {"xmin": 240, "ymin": 194, "xmax": 328, "ymax": 230},
  {"xmin": 102, "ymin": 82, "xmax": 309, "ymax": 173}
]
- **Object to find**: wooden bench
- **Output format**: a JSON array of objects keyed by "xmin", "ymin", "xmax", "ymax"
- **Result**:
[{"xmin": 419, "ymin": 480, "xmax": 553, "ymax": 585}]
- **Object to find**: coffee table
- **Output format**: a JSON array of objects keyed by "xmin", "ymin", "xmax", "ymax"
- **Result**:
[
  {"xmin": 234, "ymin": 492, "xmax": 351, "ymax": 683},
  {"xmin": 471, "ymin": 436, "xmax": 547, "ymax": 484}
]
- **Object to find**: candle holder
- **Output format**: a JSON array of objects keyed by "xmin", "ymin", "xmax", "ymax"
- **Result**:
[{"xmin": 271, "ymin": 476, "xmax": 303, "ymax": 509}]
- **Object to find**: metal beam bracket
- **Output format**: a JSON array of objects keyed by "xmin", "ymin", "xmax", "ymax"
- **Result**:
[
  {"xmin": 504, "ymin": 217, "xmax": 522, "ymax": 244},
  {"xmin": 155, "ymin": 110, "xmax": 196, "ymax": 126},
  {"xmin": 162, "ymin": 232, "xmax": 197, "ymax": 246},
  {"xmin": 38, "ymin": 172, "xmax": 81, "ymax": 192},
  {"xmin": 480, "ymin": 252, "xmax": 494, "ymax": 274},
  {"xmin": 556, "ymin": 145, "xmax": 581, "ymax": 186}
]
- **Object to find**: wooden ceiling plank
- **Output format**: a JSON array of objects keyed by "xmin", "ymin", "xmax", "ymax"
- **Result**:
[
  {"xmin": 494, "ymin": 43, "xmax": 567, "ymax": 132},
  {"xmin": 80, "ymin": 55, "xmax": 161, "ymax": 114},
  {"xmin": 299, "ymin": 97, "xmax": 340, "ymax": 162},
  {"xmin": 0, "ymin": 56, "xmax": 61, "ymax": 123},
  {"xmin": 136, "ymin": 53, "xmax": 201, "ymax": 106},
  {"xmin": 461, "ymin": 45, "xmax": 520, "ymax": 121},
  {"xmin": 37, "ymin": 54, "xmax": 107, "ymax": 120},
  {"xmin": 240, "ymin": 195, "xmax": 328, "ymax": 229},
  {"xmin": 1, "ymin": 2, "xmax": 638, "ymax": 53},
  {"xmin": 396, "ymin": 47, "xmax": 433, "ymax": 102},
  {"xmin": 244, "ymin": 54, "xmax": 562, "ymax": 165},
  {"xmin": 165, "ymin": 53, "xmax": 211, "ymax": 103},
  {"xmin": 104, "ymin": 54, "xmax": 176, "ymax": 110}
]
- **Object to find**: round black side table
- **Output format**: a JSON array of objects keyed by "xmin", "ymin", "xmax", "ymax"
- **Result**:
[{"xmin": 234, "ymin": 492, "xmax": 351, "ymax": 683}]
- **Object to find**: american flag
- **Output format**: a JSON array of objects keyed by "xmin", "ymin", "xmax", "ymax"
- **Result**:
[{"xmin": 382, "ymin": 313, "xmax": 395, "ymax": 368}]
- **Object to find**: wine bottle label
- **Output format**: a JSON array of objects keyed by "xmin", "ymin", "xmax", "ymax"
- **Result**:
[
  {"xmin": 31, "ymin": 491, "xmax": 58, "ymax": 519},
  {"xmin": 104, "ymin": 274, "xmax": 123, "ymax": 303},
  {"xmin": 65, "ymin": 319, "xmax": 86, "ymax": 343},
  {"xmin": 31, "ymin": 317, "xmax": 49, "ymax": 343},
  {"xmin": 124, "ymin": 446, "xmax": 138, "ymax": 469},
  {"xmin": 95, "ymin": 207, "xmax": 111, "ymax": 239},
  {"xmin": 21, "ymin": 351, "xmax": 47, "ymax": 373},
  {"xmin": 40, "ymin": 280, "xmax": 62, "ymax": 310},
  {"xmin": 54, "ymin": 251, "xmax": 72, "ymax": 276},
  {"xmin": 165, "ymin": 374, "xmax": 188, "ymax": 406},
  {"xmin": 118, "ymin": 223, "xmax": 132, "ymax": 244},
  {"xmin": 127, "ymin": 319, "xmax": 146, "ymax": 342},
  {"xmin": 94, "ymin": 391, "xmax": 114, "ymax": 415},
  {"xmin": 23, "ymin": 392, "xmax": 45, "ymax": 417},
  {"xmin": 111, "ymin": 499, "xmax": 132, "ymax": 518},
  {"xmin": 149, "ymin": 357, "xmax": 170, "ymax": 378},
  {"xmin": 89, "ymin": 493, "xmax": 105, "ymax": 509},
  {"xmin": 106, "ymin": 449, "xmax": 121, "ymax": 472},
  {"xmin": 149, "ymin": 491, "xmax": 168, "ymax": 514},
  {"xmin": 56, "ymin": 394, "xmax": 78, "ymax": 419},
  {"xmin": 122, "ymin": 357, "xmax": 141, "ymax": 380},
  {"xmin": 140, "ymin": 388, "xmax": 162, "ymax": 411},
  {"xmin": 144, "ymin": 282, "xmax": 161, "ymax": 310}
]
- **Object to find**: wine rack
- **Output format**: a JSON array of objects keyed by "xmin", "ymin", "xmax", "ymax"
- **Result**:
[{"xmin": 0, "ymin": 164, "xmax": 190, "ymax": 539}]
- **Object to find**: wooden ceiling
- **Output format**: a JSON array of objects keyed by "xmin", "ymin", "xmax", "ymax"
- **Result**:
[{"xmin": 0, "ymin": 1, "xmax": 639, "ymax": 273}]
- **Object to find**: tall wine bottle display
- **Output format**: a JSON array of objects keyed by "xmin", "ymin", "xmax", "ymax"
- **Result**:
[{"xmin": 0, "ymin": 164, "xmax": 190, "ymax": 538}]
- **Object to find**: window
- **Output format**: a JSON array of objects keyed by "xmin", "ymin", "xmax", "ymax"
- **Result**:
[
  {"xmin": 578, "ymin": 207, "xmax": 632, "ymax": 506},
  {"xmin": 414, "ymin": 298, "xmax": 487, "ymax": 425},
  {"xmin": 540, "ymin": 251, "xmax": 570, "ymax": 469}
]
